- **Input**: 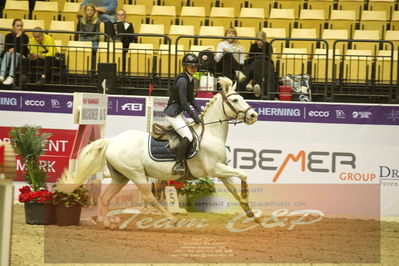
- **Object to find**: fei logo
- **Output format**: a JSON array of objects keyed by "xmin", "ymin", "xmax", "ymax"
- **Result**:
[
  {"xmin": 121, "ymin": 103, "xmax": 143, "ymax": 111},
  {"xmin": 232, "ymin": 148, "xmax": 377, "ymax": 182},
  {"xmin": 352, "ymin": 111, "xmax": 372, "ymax": 119}
]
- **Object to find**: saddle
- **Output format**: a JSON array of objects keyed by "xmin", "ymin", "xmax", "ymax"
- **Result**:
[
  {"xmin": 151, "ymin": 123, "xmax": 181, "ymax": 152},
  {"xmin": 149, "ymin": 123, "xmax": 199, "ymax": 161}
]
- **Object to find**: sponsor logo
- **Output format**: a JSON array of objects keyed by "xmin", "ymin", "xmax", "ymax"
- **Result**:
[
  {"xmin": 51, "ymin": 99, "xmax": 60, "ymax": 108},
  {"xmin": 24, "ymin": 100, "xmax": 45, "ymax": 106},
  {"xmin": 83, "ymin": 98, "xmax": 100, "ymax": 104},
  {"xmin": 336, "ymin": 110, "xmax": 346, "ymax": 119},
  {"xmin": 379, "ymin": 166, "xmax": 399, "ymax": 179},
  {"xmin": 352, "ymin": 111, "xmax": 372, "ymax": 119},
  {"xmin": 67, "ymin": 101, "xmax": 73, "ymax": 108},
  {"xmin": 386, "ymin": 110, "xmax": 399, "ymax": 122},
  {"xmin": 121, "ymin": 103, "xmax": 143, "ymax": 111},
  {"xmin": 308, "ymin": 110, "xmax": 330, "ymax": 117},
  {"xmin": 0, "ymin": 97, "xmax": 17, "ymax": 106},
  {"xmin": 233, "ymin": 148, "xmax": 376, "ymax": 183},
  {"xmin": 258, "ymin": 107, "xmax": 301, "ymax": 117}
]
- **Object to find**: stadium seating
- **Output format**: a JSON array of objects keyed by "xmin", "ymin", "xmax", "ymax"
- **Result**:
[
  {"xmin": 61, "ymin": 2, "xmax": 81, "ymax": 22},
  {"xmin": 198, "ymin": 26, "xmax": 224, "ymax": 47},
  {"xmin": 124, "ymin": 5, "xmax": 146, "ymax": 32},
  {"xmin": 235, "ymin": 27, "xmax": 256, "ymax": 52},
  {"xmin": 298, "ymin": 9, "xmax": 325, "ymax": 37},
  {"xmin": 307, "ymin": 0, "xmax": 333, "ymax": 18},
  {"xmin": 279, "ymin": 48, "xmax": 309, "ymax": 77},
  {"xmin": 268, "ymin": 8, "xmax": 295, "ymax": 35},
  {"xmin": 139, "ymin": 24, "xmax": 165, "ymax": 49},
  {"xmin": 238, "ymin": 8, "xmax": 265, "ymax": 31},
  {"xmin": 50, "ymin": 21, "xmax": 76, "ymax": 47},
  {"xmin": 219, "ymin": 0, "xmax": 245, "ymax": 17},
  {"xmin": 150, "ymin": 5, "xmax": 176, "ymax": 33},
  {"xmin": 337, "ymin": 0, "xmax": 365, "ymax": 20},
  {"xmin": 312, "ymin": 48, "xmax": 342, "ymax": 81},
  {"xmin": 343, "ymin": 49, "xmax": 373, "ymax": 82},
  {"xmin": 190, "ymin": 0, "xmax": 217, "ymax": 17},
  {"xmin": 158, "ymin": 44, "xmax": 184, "ymax": 76},
  {"xmin": 275, "ymin": 0, "xmax": 303, "ymax": 19},
  {"xmin": 321, "ymin": 29, "xmax": 349, "ymax": 51},
  {"xmin": 169, "ymin": 25, "xmax": 195, "ymax": 50},
  {"xmin": 290, "ymin": 28, "xmax": 317, "ymax": 53},
  {"xmin": 262, "ymin": 27, "xmax": 287, "ymax": 53},
  {"xmin": 376, "ymin": 49, "xmax": 397, "ymax": 83},
  {"xmin": 360, "ymin": 11, "xmax": 387, "ymax": 38},
  {"xmin": 328, "ymin": 10, "xmax": 356, "ymax": 38},
  {"xmin": 67, "ymin": 41, "xmax": 93, "ymax": 74},
  {"xmin": 209, "ymin": 7, "xmax": 235, "ymax": 29},
  {"xmin": 3, "ymin": 1, "xmax": 29, "ymax": 19},
  {"xmin": 97, "ymin": 41, "xmax": 123, "ymax": 72},
  {"xmin": 127, "ymin": 43, "xmax": 154, "ymax": 76},
  {"xmin": 179, "ymin": 6, "xmax": 205, "ymax": 35},
  {"xmin": 32, "ymin": 1, "xmax": 58, "ymax": 30},
  {"xmin": 248, "ymin": 0, "xmax": 272, "ymax": 18},
  {"xmin": 353, "ymin": 30, "xmax": 380, "ymax": 53}
]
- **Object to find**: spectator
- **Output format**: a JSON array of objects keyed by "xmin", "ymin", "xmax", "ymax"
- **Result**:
[
  {"xmin": 0, "ymin": 19, "xmax": 29, "ymax": 85},
  {"xmin": 244, "ymin": 31, "xmax": 277, "ymax": 98},
  {"xmin": 77, "ymin": 3, "xmax": 101, "ymax": 49},
  {"xmin": 105, "ymin": 9, "xmax": 136, "ymax": 72},
  {"xmin": 77, "ymin": 3, "xmax": 101, "ymax": 71},
  {"xmin": 105, "ymin": 9, "xmax": 136, "ymax": 49},
  {"xmin": 79, "ymin": 0, "xmax": 117, "ymax": 23},
  {"xmin": 29, "ymin": 27, "xmax": 57, "ymax": 85},
  {"xmin": 214, "ymin": 27, "xmax": 246, "ymax": 83}
]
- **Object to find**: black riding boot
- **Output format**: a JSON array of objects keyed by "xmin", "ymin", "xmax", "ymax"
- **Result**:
[{"xmin": 171, "ymin": 137, "xmax": 191, "ymax": 175}]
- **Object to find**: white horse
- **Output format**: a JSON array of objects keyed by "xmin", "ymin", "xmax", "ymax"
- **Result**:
[{"xmin": 58, "ymin": 77, "xmax": 259, "ymax": 228}]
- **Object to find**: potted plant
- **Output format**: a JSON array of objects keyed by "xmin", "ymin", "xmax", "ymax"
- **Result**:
[
  {"xmin": 8, "ymin": 125, "xmax": 53, "ymax": 225},
  {"xmin": 53, "ymin": 185, "xmax": 90, "ymax": 226},
  {"xmin": 175, "ymin": 177, "xmax": 216, "ymax": 212}
]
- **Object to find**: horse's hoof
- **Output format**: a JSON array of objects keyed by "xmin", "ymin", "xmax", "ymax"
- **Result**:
[{"xmin": 254, "ymin": 216, "xmax": 263, "ymax": 224}]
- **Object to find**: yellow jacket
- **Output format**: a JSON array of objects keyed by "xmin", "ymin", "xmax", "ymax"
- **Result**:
[{"xmin": 29, "ymin": 34, "xmax": 57, "ymax": 57}]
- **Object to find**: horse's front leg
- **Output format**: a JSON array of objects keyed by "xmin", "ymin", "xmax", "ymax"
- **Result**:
[{"xmin": 213, "ymin": 163, "xmax": 257, "ymax": 220}]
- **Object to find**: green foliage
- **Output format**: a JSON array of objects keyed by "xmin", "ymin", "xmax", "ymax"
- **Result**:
[
  {"xmin": 53, "ymin": 185, "xmax": 90, "ymax": 208},
  {"xmin": 8, "ymin": 125, "xmax": 51, "ymax": 192},
  {"xmin": 178, "ymin": 177, "xmax": 216, "ymax": 194}
]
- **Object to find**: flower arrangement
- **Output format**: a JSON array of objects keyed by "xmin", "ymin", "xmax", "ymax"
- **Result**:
[
  {"xmin": 175, "ymin": 177, "xmax": 216, "ymax": 194},
  {"xmin": 53, "ymin": 185, "xmax": 90, "ymax": 208},
  {"xmin": 18, "ymin": 185, "xmax": 53, "ymax": 203}
]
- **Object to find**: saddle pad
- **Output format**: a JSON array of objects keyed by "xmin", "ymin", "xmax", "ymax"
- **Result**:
[{"xmin": 148, "ymin": 133, "xmax": 199, "ymax": 162}]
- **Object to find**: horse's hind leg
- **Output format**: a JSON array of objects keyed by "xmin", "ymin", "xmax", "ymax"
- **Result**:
[
  {"xmin": 99, "ymin": 167, "xmax": 128, "ymax": 228},
  {"xmin": 130, "ymin": 174, "xmax": 177, "ymax": 223}
]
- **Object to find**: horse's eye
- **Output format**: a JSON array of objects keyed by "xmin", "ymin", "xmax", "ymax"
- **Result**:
[{"xmin": 232, "ymin": 99, "xmax": 238, "ymax": 103}]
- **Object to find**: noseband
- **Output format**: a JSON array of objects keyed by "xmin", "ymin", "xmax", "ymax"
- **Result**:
[{"xmin": 220, "ymin": 90, "xmax": 253, "ymax": 123}]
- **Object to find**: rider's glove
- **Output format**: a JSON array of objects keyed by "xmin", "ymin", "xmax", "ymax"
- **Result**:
[{"xmin": 193, "ymin": 116, "xmax": 201, "ymax": 124}]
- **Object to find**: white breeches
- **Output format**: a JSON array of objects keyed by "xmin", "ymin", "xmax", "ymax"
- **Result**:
[{"xmin": 165, "ymin": 113, "xmax": 193, "ymax": 142}]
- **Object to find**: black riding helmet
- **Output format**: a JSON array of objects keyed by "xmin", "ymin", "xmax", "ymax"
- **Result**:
[{"xmin": 182, "ymin": 53, "xmax": 199, "ymax": 67}]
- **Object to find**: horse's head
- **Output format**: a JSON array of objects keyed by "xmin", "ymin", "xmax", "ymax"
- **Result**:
[{"xmin": 217, "ymin": 77, "xmax": 258, "ymax": 125}]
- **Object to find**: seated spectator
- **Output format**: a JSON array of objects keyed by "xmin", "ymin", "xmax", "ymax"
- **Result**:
[
  {"xmin": 105, "ymin": 9, "xmax": 136, "ymax": 72},
  {"xmin": 77, "ymin": 3, "xmax": 101, "ymax": 50},
  {"xmin": 244, "ymin": 31, "xmax": 277, "ymax": 98},
  {"xmin": 29, "ymin": 27, "xmax": 57, "ymax": 85},
  {"xmin": 214, "ymin": 27, "xmax": 246, "ymax": 83},
  {"xmin": 77, "ymin": 3, "xmax": 101, "ymax": 71},
  {"xmin": 0, "ymin": 19, "xmax": 29, "ymax": 86},
  {"xmin": 79, "ymin": 0, "xmax": 117, "ymax": 23},
  {"xmin": 105, "ymin": 9, "xmax": 136, "ymax": 48}
]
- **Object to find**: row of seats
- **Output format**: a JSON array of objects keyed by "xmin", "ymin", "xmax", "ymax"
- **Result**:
[
  {"xmin": 3, "ymin": 1, "xmax": 399, "ymax": 33},
  {"xmin": 22, "ymin": 39, "xmax": 398, "ymax": 84},
  {"xmin": 1, "ymin": 17, "xmax": 398, "ymax": 54},
  {"xmin": 275, "ymin": 47, "xmax": 397, "ymax": 83}
]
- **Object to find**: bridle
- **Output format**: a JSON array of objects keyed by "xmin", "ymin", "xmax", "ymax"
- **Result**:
[{"xmin": 220, "ymin": 90, "xmax": 254, "ymax": 123}]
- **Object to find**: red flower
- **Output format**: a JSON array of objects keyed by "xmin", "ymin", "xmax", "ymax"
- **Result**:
[{"xmin": 18, "ymin": 186, "xmax": 53, "ymax": 203}]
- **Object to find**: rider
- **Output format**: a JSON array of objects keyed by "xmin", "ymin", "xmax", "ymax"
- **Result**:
[{"xmin": 163, "ymin": 53, "xmax": 202, "ymax": 175}]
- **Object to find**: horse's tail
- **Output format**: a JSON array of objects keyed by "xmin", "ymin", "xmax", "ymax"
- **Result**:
[{"xmin": 57, "ymin": 139, "xmax": 110, "ymax": 193}]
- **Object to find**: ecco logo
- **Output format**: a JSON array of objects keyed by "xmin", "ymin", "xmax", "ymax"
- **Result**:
[
  {"xmin": 309, "ymin": 111, "xmax": 330, "ymax": 117},
  {"xmin": 25, "ymin": 100, "xmax": 45, "ymax": 106}
]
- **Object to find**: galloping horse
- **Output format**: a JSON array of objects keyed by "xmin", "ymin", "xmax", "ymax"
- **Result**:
[{"xmin": 58, "ymin": 77, "xmax": 259, "ymax": 228}]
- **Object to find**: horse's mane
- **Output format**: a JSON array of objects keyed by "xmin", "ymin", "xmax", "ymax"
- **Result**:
[
  {"xmin": 200, "ymin": 93, "xmax": 220, "ymax": 117},
  {"xmin": 201, "ymin": 76, "xmax": 233, "ymax": 117}
]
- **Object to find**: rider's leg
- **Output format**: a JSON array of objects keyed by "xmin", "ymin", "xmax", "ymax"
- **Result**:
[{"xmin": 165, "ymin": 113, "xmax": 193, "ymax": 175}]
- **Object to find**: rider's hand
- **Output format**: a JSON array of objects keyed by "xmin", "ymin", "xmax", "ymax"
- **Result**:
[{"xmin": 193, "ymin": 116, "xmax": 201, "ymax": 124}]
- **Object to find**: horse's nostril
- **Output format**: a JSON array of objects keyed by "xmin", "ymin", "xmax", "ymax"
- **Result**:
[{"xmin": 250, "ymin": 113, "xmax": 256, "ymax": 118}]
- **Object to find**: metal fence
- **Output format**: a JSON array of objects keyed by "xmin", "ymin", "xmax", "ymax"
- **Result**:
[{"xmin": 0, "ymin": 27, "xmax": 398, "ymax": 102}]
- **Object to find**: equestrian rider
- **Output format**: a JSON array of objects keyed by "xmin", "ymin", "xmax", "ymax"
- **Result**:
[{"xmin": 163, "ymin": 53, "xmax": 202, "ymax": 175}]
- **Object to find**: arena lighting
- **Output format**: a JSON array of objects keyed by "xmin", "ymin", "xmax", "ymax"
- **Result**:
[{"xmin": 0, "ymin": 142, "xmax": 16, "ymax": 266}]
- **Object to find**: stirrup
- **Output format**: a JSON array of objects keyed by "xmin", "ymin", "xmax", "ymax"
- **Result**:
[{"xmin": 171, "ymin": 162, "xmax": 185, "ymax": 175}]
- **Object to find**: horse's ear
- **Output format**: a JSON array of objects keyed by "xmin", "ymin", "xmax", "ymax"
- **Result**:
[{"xmin": 231, "ymin": 82, "xmax": 237, "ymax": 92}]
